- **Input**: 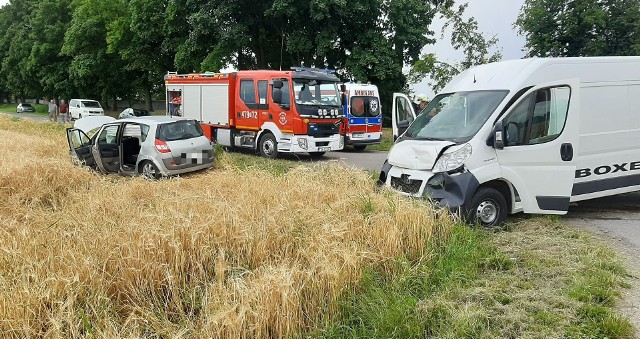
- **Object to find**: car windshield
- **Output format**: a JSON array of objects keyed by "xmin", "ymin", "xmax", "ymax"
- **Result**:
[
  {"xmin": 157, "ymin": 120, "xmax": 204, "ymax": 141},
  {"xmin": 405, "ymin": 90, "xmax": 509, "ymax": 143},
  {"xmin": 293, "ymin": 80, "xmax": 341, "ymax": 106},
  {"xmin": 82, "ymin": 101, "xmax": 101, "ymax": 108},
  {"xmin": 22, "ymin": 104, "xmax": 33, "ymax": 107}
]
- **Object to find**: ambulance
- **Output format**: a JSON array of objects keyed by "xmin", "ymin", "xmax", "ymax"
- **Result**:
[
  {"xmin": 165, "ymin": 68, "xmax": 345, "ymax": 158},
  {"xmin": 381, "ymin": 57, "xmax": 640, "ymax": 226},
  {"xmin": 341, "ymin": 82, "xmax": 382, "ymax": 150}
]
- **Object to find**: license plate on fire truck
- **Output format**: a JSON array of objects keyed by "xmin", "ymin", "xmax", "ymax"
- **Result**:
[
  {"xmin": 318, "ymin": 146, "xmax": 331, "ymax": 152},
  {"xmin": 352, "ymin": 132, "xmax": 364, "ymax": 138}
]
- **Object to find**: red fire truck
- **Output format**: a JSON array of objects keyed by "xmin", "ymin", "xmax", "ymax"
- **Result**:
[
  {"xmin": 164, "ymin": 68, "xmax": 345, "ymax": 158},
  {"xmin": 341, "ymin": 82, "xmax": 382, "ymax": 150}
]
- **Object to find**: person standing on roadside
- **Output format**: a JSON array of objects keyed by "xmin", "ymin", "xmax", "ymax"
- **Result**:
[
  {"xmin": 58, "ymin": 99, "xmax": 69, "ymax": 124},
  {"xmin": 48, "ymin": 99, "xmax": 58, "ymax": 122}
]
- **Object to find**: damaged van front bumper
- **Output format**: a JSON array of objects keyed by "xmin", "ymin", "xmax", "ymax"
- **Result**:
[{"xmin": 379, "ymin": 160, "xmax": 480, "ymax": 210}]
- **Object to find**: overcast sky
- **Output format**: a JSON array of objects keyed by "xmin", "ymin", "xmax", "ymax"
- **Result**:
[
  {"xmin": 0, "ymin": 0, "xmax": 526, "ymax": 97},
  {"xmin": 414, "ymin": 0, "xmax": 527, "ymax": 98}
]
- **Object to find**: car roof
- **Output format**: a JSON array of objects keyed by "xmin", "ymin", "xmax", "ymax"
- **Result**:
[{"xmin": 117, "ymin": 116, "xmax": 196, "ymax": 125}]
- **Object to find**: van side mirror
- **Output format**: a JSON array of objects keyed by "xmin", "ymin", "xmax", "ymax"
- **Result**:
[
  {"xmin": 340, "ymin": 84, "xmax": 346, "ymax": 92},
  {"xmin": 272, "ymin": 80, "xmax": 283, "ymax": 89},
  {"xmin": 493, "ymin": 121, "xmax": 505, "ymax": 150},
  {"xmin": 272, "ymin": 88, "xmax": 282, "ymax": 104}
]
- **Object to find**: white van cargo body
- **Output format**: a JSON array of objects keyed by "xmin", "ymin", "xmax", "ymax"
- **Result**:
[{"xmin": 381, "ymin": 57, "xmax": 640, "ymax": 226}]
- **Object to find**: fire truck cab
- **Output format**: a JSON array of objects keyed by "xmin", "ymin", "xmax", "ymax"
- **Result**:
[
  {"xmin": 165, "ymin": 68, "xmax": 345, "ymax": 158},
  {"xmin": 341, "ymin": 83, "xmax": 382, "ymax": 150}
]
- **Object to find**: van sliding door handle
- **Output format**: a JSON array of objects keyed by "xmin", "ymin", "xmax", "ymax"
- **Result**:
[{"xmin": 560, "ymin": 143, "xmax": 573, "ymax": 161}]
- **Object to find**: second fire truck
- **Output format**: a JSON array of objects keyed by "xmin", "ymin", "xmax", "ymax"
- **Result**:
[{"xmin": 165, "ymin": 68, "xmax": 345, "ymax": 158}]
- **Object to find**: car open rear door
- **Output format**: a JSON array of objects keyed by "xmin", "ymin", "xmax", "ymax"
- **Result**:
[
  {"xmin": 67, "ymin": 128, "xmax": 96, "ymax": 167},
  {"xmin": 494, "ymin": 79, "xmax": 579, "ymax": 214},
  {"xmin": 391, "ymin": 93, "xmax": 416, "ymax": 140}
]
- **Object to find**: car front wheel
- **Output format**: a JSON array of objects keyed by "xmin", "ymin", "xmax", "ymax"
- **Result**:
[
  {"xmin": 465, "ymin": 187, "xmax": 507, "ymax": 228},
  {"xmin": 140, "ymin": 161, "xmax": 161, "ymax": 180}
]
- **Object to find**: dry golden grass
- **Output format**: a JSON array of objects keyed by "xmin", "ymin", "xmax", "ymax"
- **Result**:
[{"xmin": 0, "ymin": 115, "xmax": 454, "ymax": 338}]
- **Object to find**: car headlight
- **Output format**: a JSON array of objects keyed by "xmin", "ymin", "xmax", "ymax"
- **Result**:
[{"xmin": 432, "ymin": 143, "xmax": 472, "ymax": 173}]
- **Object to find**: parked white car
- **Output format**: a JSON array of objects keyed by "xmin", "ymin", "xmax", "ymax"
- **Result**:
[
  {"xmin": 69, "ymin": 99, "xmax": 104, "ymax": 119},
  {"xmin": 67, "ymin": 116, "xmax": 214, "ymax": 179}
]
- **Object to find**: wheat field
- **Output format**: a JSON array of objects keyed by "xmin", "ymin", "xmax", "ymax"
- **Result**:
[{"xmin": 0, "ymin": 115, "xmax": 454, "ymax": 338}]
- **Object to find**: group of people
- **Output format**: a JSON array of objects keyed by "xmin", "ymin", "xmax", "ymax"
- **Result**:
[{"xmin": 47, "ymin": 99, "xmax": 69, "ymax": 123}]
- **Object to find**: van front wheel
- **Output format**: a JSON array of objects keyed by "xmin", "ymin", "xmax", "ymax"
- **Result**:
[{"xmin": 466, "ymin": 187, "xmax": 507, "ymax": 227}]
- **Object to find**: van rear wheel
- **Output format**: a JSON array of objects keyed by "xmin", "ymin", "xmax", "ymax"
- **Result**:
[{"xmin": 466, "ymin": 187, "xmax": 507, "ymax": 227}]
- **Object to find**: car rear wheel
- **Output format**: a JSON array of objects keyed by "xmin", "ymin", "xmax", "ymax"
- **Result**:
[
  {"xmin": 140, "ymin": 161, "xmax": 161, "ymax": 180},
  {"xmin": 465, "ymin": 187, "xmax": 507, "ymax": 228},
  {"xmin": 259, "ymin": 133, "xmax": 278, "ymax": 159}
]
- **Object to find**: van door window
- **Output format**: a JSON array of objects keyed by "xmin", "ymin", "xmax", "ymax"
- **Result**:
[
  {"xmin": 396, "ymin": 97, "xmax": 414, "ymax": 124},
  {"xmin": 258, "ymin": 80, "xmax": 268, "ymax": 109},
  {"xmin": 503, "ymin": 86, "xmax": 570, "ymax": 146}
]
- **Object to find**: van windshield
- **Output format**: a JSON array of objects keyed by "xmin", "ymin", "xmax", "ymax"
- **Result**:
[
  {"xmin": 82, "ymin": 101, "xmax": 101, "ymax": 108},
  {"xmin": 404, "ymin": 90, "xmax": 508, "ymax": 143}
]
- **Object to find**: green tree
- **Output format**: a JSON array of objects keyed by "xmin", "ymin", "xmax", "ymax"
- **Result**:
[
  {"xmin": 0, "ymin": 0, "xmax": 41, "ymax": 102},
  {"xmin": 27, "ymin": 0, "xmax": 74, "ymax": 101},
  {"xmin": 516, "ymin": 0, "xmax": 640, "ymax": 57},
  {"xmin": 62, "ymin": 0, "xmax": 132, "ymax": 108},
  {"xmin": 107, "ymin": 0, "xmax": 176, "ymax": 110},
  {"xmin": 410, "ymin": 3, "xmax": 502, "ymax": 93}
]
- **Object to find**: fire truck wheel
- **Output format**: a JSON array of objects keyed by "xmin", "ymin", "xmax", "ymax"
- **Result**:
[
  {"xmin": 259, "ymin": 133, "xmax": 278, "ymax": 159},
  {"xmin": 308, "ymin": 152, "xmax": 326, "ymax": 158},
  {"xmin": 353, "ymin": 145, "xmax": 367, "ymax": 151}
]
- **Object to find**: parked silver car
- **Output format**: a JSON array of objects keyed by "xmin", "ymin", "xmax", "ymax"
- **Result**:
[
  {"xmin": 16, "ymin": 103, "xmax": 36, "ymax": 113},
  {"xmin": 67, "ymin": 116, "xmax": 214, "ymax": 179}
]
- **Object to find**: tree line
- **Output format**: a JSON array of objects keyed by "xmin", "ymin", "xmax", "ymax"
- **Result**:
[
  {"xmin": 0, "ymin": 0, "xmax": 638, "ymax": 112},
  {"xmin": 0, "ymin": 0, "xmax": 454, "ymax": 111}
]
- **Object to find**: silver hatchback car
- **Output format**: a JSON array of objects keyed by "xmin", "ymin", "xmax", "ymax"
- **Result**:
[{"xmin": 67, "ymin": 116, "xmax": 214, "ymax": 178}]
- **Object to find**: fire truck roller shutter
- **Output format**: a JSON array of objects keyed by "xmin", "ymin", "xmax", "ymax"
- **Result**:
[
  {"xmin": 201, "ymin": 84, "xmax": 230, "ymax": 125},
  {"xmin": 183, "ymin": 85, "xmax": 202, "ymax": 121}
]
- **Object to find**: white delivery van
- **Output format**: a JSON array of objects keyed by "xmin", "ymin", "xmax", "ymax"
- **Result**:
[
  {"xmin": 69, "ymin": 99, "xmax": 105, "ymax": 119},
  {"xmin": 381, "ymin": 57, "xmax": 640, "ymax": 226}
]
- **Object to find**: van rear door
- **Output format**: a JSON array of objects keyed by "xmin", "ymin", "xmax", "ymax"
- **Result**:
[
  {"xmin": 391, "ymin": 93, "xmax": 416, "ymax": 140},
  {"xmin": 494, "ymin": 80, "xmax": 579, "ymax": 214}
]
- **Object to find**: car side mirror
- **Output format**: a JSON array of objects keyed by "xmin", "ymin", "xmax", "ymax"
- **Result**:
[
  {"xmin": 493, "ymin": 121, "xmax": 505, "ymax": 150},
  {"xmin": 272, "ymin": 88, "xmax": 282, "ymax": 104}
]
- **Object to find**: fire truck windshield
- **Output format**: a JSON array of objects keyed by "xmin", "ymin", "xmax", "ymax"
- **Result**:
[{"xmin": 293, "ymin": 80, "xmax": 341, "ymax": 107}]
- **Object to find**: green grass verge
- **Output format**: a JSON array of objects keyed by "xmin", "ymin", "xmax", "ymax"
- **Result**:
[{"xmin": 314, "ymin": 217, "xmax": 634, "ymax": 338}]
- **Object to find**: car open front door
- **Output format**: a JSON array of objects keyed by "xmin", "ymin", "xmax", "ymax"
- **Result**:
[
  {"xmin": 67, "ymin": 128, "xmax": 96, "ymax": 167},
  {"xmin": 391, "ymin": 93, "xmax": 416, "ymax": 140},
  {"xmin": 494, "ymin": 79, "xmax": 579, "ymax": 214}
]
